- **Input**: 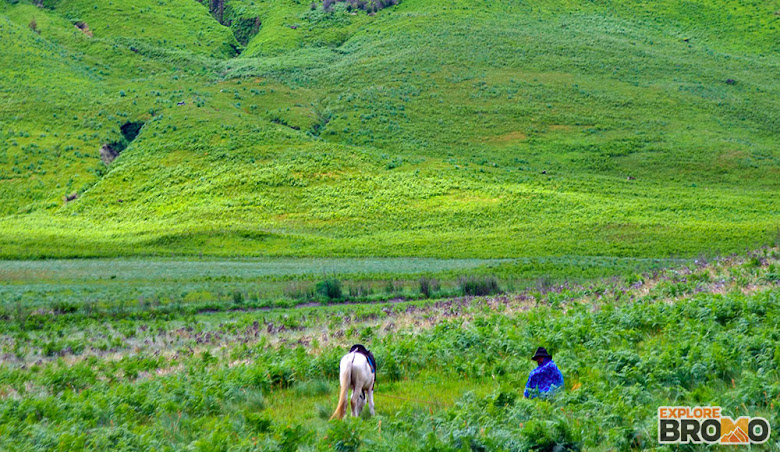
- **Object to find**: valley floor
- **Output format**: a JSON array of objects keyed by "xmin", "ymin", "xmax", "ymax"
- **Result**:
[{"xmin": 0, "ymin": 248, "xmax": 778, "ymax": 449}]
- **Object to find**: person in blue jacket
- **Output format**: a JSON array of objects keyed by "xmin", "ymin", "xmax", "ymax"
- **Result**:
[{"xmin": 524, "ymin": 347, "xmax": 564, "ymax": 398}]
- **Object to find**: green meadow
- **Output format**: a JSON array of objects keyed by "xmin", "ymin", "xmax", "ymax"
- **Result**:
[{"xmin": 0, "ymin": 248, "xmax": 778, "ymax": 450}]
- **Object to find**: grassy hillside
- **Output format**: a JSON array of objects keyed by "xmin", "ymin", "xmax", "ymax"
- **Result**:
[
  {"xmin": 0, "ymin": 248, "xmax": 778, "ymax": 450},
  {"xmin": 0, "ymin": 0, "xmax": 778, "ymax": 259},
  {"xmin": 40, "ymin": 0, "xmax": 239, "ymax": 57}
]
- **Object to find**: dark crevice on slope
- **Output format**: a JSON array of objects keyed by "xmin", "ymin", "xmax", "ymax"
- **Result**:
[
  {"xmin": 196, "ymin": 0, "xmax": 262, "ymax": 47},
  {"xmin": 308, "ymin": 102, "xmax": 332, "ymax": 137},
  {"xmin": 203, "ymin": 0, "xmax": 226, "ymax": 23},
  {"xmin": 270, "ymin": 117, "xmax": 300, "ymax": 131},
  {"xmin": 120, "ymin": 121, "xmax": 144, "ymax": 142},
  {"xmin": 100, "ymin": 121, "xmax": 144, "ymax": 165},
  {"xmin": 230, "ymin": 16, "xmax": 261, "ymax": 46}
]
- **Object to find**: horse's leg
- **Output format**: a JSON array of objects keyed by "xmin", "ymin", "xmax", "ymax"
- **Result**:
[
  {"xmin": 350, "ymin": 389, "xmax": 361, "ymax": 417},
  {"xmin": 356, "ymin": 393, "xmax": 365, "ymax": 417},
  {"xmin": 367, "ymin": 387, "xmax": 375, "ymax": 416}
]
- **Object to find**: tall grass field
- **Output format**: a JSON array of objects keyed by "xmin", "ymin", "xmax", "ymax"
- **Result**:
[{"xmin": 0, "ymin": 0, "xmax": 778, "ymax": 449}]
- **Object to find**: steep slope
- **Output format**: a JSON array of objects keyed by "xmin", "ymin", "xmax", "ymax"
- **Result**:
[
  {"xmin": 0, "ymin": 0, "xmax": 778, "ymax": 258},
  {"xmin": 0, "ymin": 10, "xmax": 110, "ymax": 215}
]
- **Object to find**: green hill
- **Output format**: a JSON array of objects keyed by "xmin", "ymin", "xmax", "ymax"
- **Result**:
[{"xmin": 0, "ymin": 0, "xmax": 778, "ymax": 259}]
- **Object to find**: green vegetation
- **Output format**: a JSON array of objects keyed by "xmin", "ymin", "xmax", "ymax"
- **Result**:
[
  {"xmin": 0, "ymin": 248, "xmax": 778, "ymax": 449},
  {"xmin": 0, "ymin": 255, "xmax": 684, "ymax": 312},
  {"xmin": 0, "ymin": 0, "xmax": 777, "ymax": 260},
  {"xmin": 1, "ymin": 0, "xmax": 779, "ymax": 448}
]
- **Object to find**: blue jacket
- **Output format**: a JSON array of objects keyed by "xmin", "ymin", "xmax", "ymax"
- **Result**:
[{"xmin": 524, "ymin": 358, "xmax": 564, "ymax": 398}]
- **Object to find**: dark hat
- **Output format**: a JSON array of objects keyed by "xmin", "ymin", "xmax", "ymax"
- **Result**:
[{"xmin": 531, "ymin": 347, "xmax": 552, "ymax": 360}]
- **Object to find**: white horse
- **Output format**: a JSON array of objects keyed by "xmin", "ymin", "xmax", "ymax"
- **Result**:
[{"xmin": 330, "ymin": 351, "xmax": 375, "ymax": 419}]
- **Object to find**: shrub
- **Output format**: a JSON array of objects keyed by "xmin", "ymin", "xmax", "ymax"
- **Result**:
[
  {"xmin": 384, "ymin": 280, "xmax": 403, "ymax": 294},
  {"xmin": 382, "ymin": 354, "xmax": 402, "ymax": 381},
  {"xmin": 492, "ymin": 391, "xmax": 516, "ymax": 408},
  {"xmin": 244, "ymin": 412, "xmax": 272, "ymax": 433},
  {"xmin": 317, "ymin": 278, "xmax": 343, "ymax": 300},
  {"xmin": 419, "ymin": 276, "xmax": 440, "ymax": 298},
  {"xmin": 762, "ymin": 264, "xmax": 779, "ymax": 282},
  {"xmin": 325, "ymin": 418, "xmax": 364, "ymax": 452},
  {"xmin": 276, "ymin": 424, "xmax": 312, "ymax": 452},
  {"xmin": 268, "ymin": 363, "xmax": 296, "ymax": 388},
  {"xmin": 52, "ymin": 301, "xmax": 78, "ymax": 314},
  {"xmin": 519, "ymin": 418, "xmax": 582, "ymax": 451},
  {"xmin": 458, "ymin": 276, "xmax": 500, "ymax": 296}
]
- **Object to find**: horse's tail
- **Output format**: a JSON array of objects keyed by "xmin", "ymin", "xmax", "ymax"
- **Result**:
[{"xmin": 330, "ymin": 355, "xmax": 352, "ymax": 420}]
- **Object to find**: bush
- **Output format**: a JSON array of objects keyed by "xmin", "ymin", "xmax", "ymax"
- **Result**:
[
  {"xmin": 382, "ymin": 354, "xmax": 402, "ymax": 382},
  {"xmin": 384, "ymin": 280, "xmax": 403, "ymax": 294},
  {"xmin": 244, "ymin": 412, "xmax": 272, "ymax": 433},
  {"xmin": 52, "ymin": 301, "xmax": 78, "ymax": 314},
  {"xmin": 325, "ymin": 418, "xmax": 365, "ymax": 452},
  {"xmin": 276, "ymin": 424, "xmax": 312, "ymax": 452},
  {"xmin": 520, "ymin": 418, "xmax": 582, "ymax": 451},
  {"xmin": 419, "ymin": 276, "xmax": 440, "ymax": 298},
  {"xmin": 458, "ymin": 276, "xmax": 500, "ymax": 296},
  {"xmin": 317, "ymin": 278, "xmax": 343, "ymax": 300}
]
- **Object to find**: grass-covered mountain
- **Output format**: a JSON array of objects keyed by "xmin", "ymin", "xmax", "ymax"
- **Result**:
[{"xmin": 1, "ymin": 0, "xmax": 778, "ymax": 258}]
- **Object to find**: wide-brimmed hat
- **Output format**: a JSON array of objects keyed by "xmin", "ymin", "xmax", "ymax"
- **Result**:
[{"xmin": 531, "ymin": 347, "xmax": 552, "ymax": 360}]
